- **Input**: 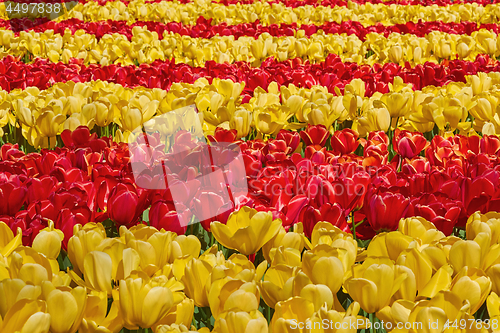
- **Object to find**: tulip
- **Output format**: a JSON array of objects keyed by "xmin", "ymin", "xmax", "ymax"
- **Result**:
[
  {"xmin": 208, "ymin": 280, "xmax": 260, "ymax": 319},
  {"xmin": 107, "ymin": 184, "xmax": 144, "ymax": 227},
  {"xmin": 450, "ymin": 267, "xmax": 491, "ymax": 314},
  {"xmin": 210, "ymin": 206, "xmax": 282, "ymax": 256},
  {"xmin": 364, "ymin": 191, "xmax": 409, "ymax": 233},
  {"xmin": 260, "ymin": 265, "xmax": 300, "ymax": 308},
  {"xmin": 302, "ymin": 245, "xmax": 345, "ymax": 295},
  {"xmin": 80, "ymin": 291, "xmax": 122, "ymax": 333},
  {"xmin": 178, "ymin": 256, "xmax": 214, "ymax": 307},
  {"xmin": 118, "ymin": 276, "xmax": 181, "ymax": 329},
  {"xmin": 0, "ymin": 222, "xmax": 22, "ymax": 257},
  {"xmin": 212, "ymin": 310, "xmax": 268, "ymax": 333},
  {"xmin": 392, "ymin": 129, "xmax": 428, "ymax": 159},
  {"xmin": 330, "ymin": 129, "xmax": 359, "ymax": 155},
  {"xmin": 345, "ymin": 262, "xmax": 407, "ymax": 314},
  {"xmin": 0, "ymin": 299, "xmax": 51, "ymax": 333},
  {"xmin": 44, "ymin": 285, "xmax": 87, "ymax": 333},
  {"xmin": 299, "ymin": 124, "xmax": 329, "ymax": 147},
  {"xmin": 32, "ymin": 220, "xmax": 64, "ymax": 259},
  {"xmin": 398, "ymin": 217, "xmax": 445, "ymax": 245},
  {"xmin": 0, "ymin": 174, "xmax": 27, "ymax": 216},
  {"xmin": 405, "ymin": 194, "xmax": 461, "ymax": 236},
  {"xmin": 270, "ymin": 297, "xmax": 316, "ymax": 333}
]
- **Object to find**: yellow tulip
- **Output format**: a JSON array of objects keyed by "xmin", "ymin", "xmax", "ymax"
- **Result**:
[
  {"xmin": 396, "ymin": 248, "xmax": 433, "ymax": 294},
  {"xmin": 69, "ymin": 251, "xmax": 113, "ymax": 295},
  {"xmin": 211, "ymin": 207, "xmax": 282, "ymax": 256},
  {"xmin": 301, "ymin": 245, "xmax": 345, "ymax": 295},
  {"xmin": 80, "ymin": 291, "xmax": 122, "ymax": 333},
  {"xmin": 44, "ymin": 285, "xmax": 87, "ymax": 333},
  {"xmin": 388, "ymin": 44, "xmax": 403, "ymax": 63},
  {"xmin": 380, "ymin": 92, "xmax": 413, "ymax": 119},
  {"xmin": 450, "ymin": 267, "xmax": 491, "ymax": 314},
  {"xmin": 308, "ymin": 301, "xmax": 367, "ymax": 333},
  {"xmin": 211, "ymin": 310, "xmax": 268, "ymax": 333},
  {"xmin": 366, "ymin": 232, "xmax": 415, "ymax": 262},
  {"xmin": 0, "ymin": 299, "xmax": 50, "ymax": 333},
  {"xmin": 32, "ymin": 221, "xmax": 64, "ymax": 259},
  {"xmin": 345, "ymin": 262, "xmax": 407, "ymax": 314},
  {"xmin": 208, "ymin": 280, "xmax": 260, "ymax": 319},
  {"xmin": 0, "ymin": 222, "xmax": 22, "ymax": 257},
  {"xmin": 270, "ymin": 297, "xmax": 316, "ymax": 333},
  {"xmin": 118, "ymin": 276, "xmax": 181, "ymax": 329},
  {"xmin": 229, "ymin": 109, "xmax": 252, "ymax": 139},
  {"xmin": 178, "ymin": 256, "xmax": 213, "ymax": 307},
  {"xmin": 260, "ymin": 265, "xmax": 301, "ymax": 308},
  {"xmin": 67, "ymin": 223, "xmax": 107, "ymax": 277},
  {"xmin": 406, "ymin": 291, "xmax": 467, "ymax": 333},
  {"xmin": 398, "ymin": 217, "xmax": 445, "ymax": 245}
]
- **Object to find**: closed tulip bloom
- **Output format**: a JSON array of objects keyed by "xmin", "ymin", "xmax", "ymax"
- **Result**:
[
  {"xmin": 212, "ymin": 310, "xmax": 268, "ymax": 333},
  {"xmin": 450, "ymin": 267, "xmax": 491, "ymax": 314},
  {"xmin": 346, "ymin": 263, "xmax": 407, "ymax": 314},
  {"xmin": 179, "ymin": 257, "xmax": 214, "ymax": 307},
  {"xmin": 260, "ymin": 265, "xmax": 300, "ymax": 308},
  {"xmin": 308, "ymin": 301, "xmax": 365, "ymax": 333},
  {"xmin": 330, "ymin": 129, "xmax": 359, "ymax": 155},
  {"xmin": 211, "ymin": 207, "xmax": 282, "ymax": 256},
  {"xmin": 302, "ymin": 245, "xmax": 345, "ymax": 295},
  {"xmin": 392, "ymin": 129, "xmax": 428, "ymax": 159},
  {"xmin": 44, "ymin": 285, "xmax": 87, "ymax": 333},
  {"xmin": 0, "ymin": 299, "xmax": 51, "ymax": 333},
  {"xmin": 208, "ymin": 280, "xmax": 260, "ymax": 319},
  {"xmin": 119, "ymin": 276, "xmax": 178, "ymax": 329},
  {"xmin": 32, "ymin": 221, "xmax": 64, "ymax": 259},
  {"xmin": 398, "ymin": 217, "xmax": 445, "ymax": 245},
  {"xmin": 270, "ymin": 297, "xmax": 316, "ymax": 333},
  {"xmin": 365, "ymin": 191, "xmax": 409, "ymax": 233},
  {"xmin": 388, "ymin": 44, "xmax": 403, "ymax": 63},
  {"xmin": 68, "ymin": 251, "xmax": 113, "ymax": 295}
]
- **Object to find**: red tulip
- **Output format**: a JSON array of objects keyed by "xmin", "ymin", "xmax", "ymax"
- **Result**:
[
  {"xmin": 330, "ymin": 129, "xmax": 359, "ymax": 155},
  {"xmin": 393, "ymin": 129, "xmax": 428, "ymax": 159},
  {"xmin": 406, "ymin": 193, "xmax": 461, "ymax": 235},
  {"xmin": 364, "ymin": 190, "xmax": 409, "ymax": 232},
  {"xmin": 107, "ymin": 183, "xmax": 142, "ymax": 226},
  {"xmin": 299, "ymin": 124, "xmax": 330, "ymax": 147},
  {"xmin": 0, "ymin": 173, "xmax": 27, "ymax": 216},
  {"xmin": 299, "ymin": 203, "xmax": 347, "ymax": 237},
  {"xmin": 149, "ymin": 200, "xmax": 191, "ymax": 235}
]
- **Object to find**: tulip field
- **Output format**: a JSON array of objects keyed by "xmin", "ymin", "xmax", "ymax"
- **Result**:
[{"xmin": 6, "ymin": 0, "xmax": 500, "ymax": 333}]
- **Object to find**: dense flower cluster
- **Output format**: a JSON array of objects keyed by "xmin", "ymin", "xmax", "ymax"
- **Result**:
[{"xmin": 3, "ymin": 0, "xmax": 500, "ymax": 332}]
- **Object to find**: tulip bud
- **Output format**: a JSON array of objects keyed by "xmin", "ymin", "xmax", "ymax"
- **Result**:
[
  {"xmin": 457, "ymin": 42, "xmax": 470, "ymax": 59},
  {"xmin": 388, "ymin": 45, "xmax": 403, "ymax": 63},
  {"xmin": 32, "ymin": 221, "xmax": 64, "ymax": 259}
]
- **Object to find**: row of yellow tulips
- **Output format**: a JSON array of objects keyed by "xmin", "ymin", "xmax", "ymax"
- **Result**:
[
  {"xmin": 4, "ymin": 72, "xmax": 500, "ymax": 148},
  {"xmin": 2, "ymin": 207, "xmax": 500, "ymax": 332},
  {"xmin": 3, "ymin": 0, "xmax": 499, "ymax": 25},
  {"xmin": 3, "ymin": 27, "xmax": 500, "ymax": 66}
]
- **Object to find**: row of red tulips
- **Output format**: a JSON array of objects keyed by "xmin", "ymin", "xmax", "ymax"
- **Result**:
[
  {"xmin": 2, "ymin": 54, "xmax": 499, "ymax": 93},
  {"xmin": 2, "ymin": 125, "xmax": 500, "ymax": 251},
  {"xmin": 5, "ymin": 18, "xmax": 500, "ymax": 39}
]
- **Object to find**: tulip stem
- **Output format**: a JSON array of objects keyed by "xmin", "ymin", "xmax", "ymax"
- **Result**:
[
  {"xmin": 369, "ymin": 313, "xmax": 375, "ymax": 333},
  {"xmin": 351, "ymin": 211, "xmax": 357, "ymax": 241}
]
